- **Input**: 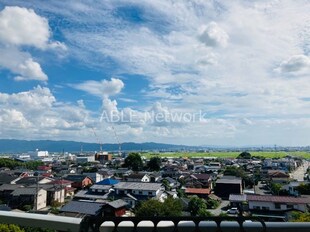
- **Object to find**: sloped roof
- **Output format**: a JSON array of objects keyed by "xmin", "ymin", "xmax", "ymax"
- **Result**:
[
  {"xmin": 64, "ymin": 175, "xmax": 90, "ymax": 182},
  {"xmin": 106, "ymin": 199, "xmax": 128, "ymax": 209},
  {"xmin": 185, "ymin": 188, "xmax": 211, "ymax": 195},
  {"xmin": 11, "ymin": 187, "xmax": 44, "ymax": 196},
  {"xmin": 0, "ymin": 172, "xmax": 17, "ymax": 184},
  {"xmin": 0, "ymin": 184, "xmax": 24, "ymax": 191},
  {"xmin": 247, "ymin": 195, "xmax": 310, "ymax": 204},
  {"xmin": 113, "ymin": 182, "xmax": 162, "ymax": 191},
  {"xmin": 60, "ymin": 201, "xmax": 104, "ymax": 215},
  {"xmin": 96, "ymin": 178, "xmax": 119, "ymax": 185},
  {"xmin": 229, "ymin": 194, "xmax": 247, "ymax": 202},
  {"xmin": 191, "ymin": 174, "xmax": 211, "ymax": 180}
]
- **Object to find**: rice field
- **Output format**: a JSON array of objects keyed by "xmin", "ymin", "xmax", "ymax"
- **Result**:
[{"xmin": 142, "ymin": 151, "xmax": 310, "ymax": 159}]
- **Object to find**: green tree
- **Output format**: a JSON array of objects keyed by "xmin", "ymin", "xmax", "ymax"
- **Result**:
[
  {"xmin": 270, "ymin": 183, "xmax": 282, "ymax": 195},
  {"xmin": 291, "ymin": 212, "xmax": 310, "ymax": 222},
  {"xmin": 237, "ymin": 152, "xmax": 251, "ymax": 159},
  {"xmin": 148, "ymin": 156, "xmax": 161, "ymax": 171},
  {"xmin": 205, "ymin": 198, "xmax": 220, "ymax": 209},
  {"xmin": 162, "ymin": 179, "xmax": 171, "ymax": 191},
  {"xmin": 188, "ymin": 196, "xmax": 212, "ymax": 216},
  {"xmin": 0, "ymin": 224, "xmax": 24, "ymax": 232},
  {"xmin": 124, "ymin": 153, "xmax": 143, "ymax": 171},
  {"xmin": 135, "ymin": 197, "xmax": 182, "ymax": 217},
  {"xmin": 296, "ymin": 183, "xmax": 310, "ymax": 195}
]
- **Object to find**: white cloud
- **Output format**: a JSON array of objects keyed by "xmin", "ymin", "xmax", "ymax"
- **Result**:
[
  {"xmin": 0, "ymin": 6, "xmax": 58, "ymax": 49},
  {"xmin": 72, "ymin": 78, "xmax": 124, "ymax": 98},
  {"xmin": 0, "ymin": 6, "xmax": 66, "ymax": 81},
  {"xmin": 0, "ymin": 47, "xmax": 48, "ymax": 81},
  {"xmin": 198, "ymin": 22, "xmax": 229, "ymax": 48},
  {"xmin": 275, "ymin": 54, "xmax": 310, "ymax": 75}
]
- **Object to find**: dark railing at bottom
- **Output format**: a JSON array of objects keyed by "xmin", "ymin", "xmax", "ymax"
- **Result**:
[{"xmin": 82, "ymin": 216, "xmax": 267, "ymax": 232}]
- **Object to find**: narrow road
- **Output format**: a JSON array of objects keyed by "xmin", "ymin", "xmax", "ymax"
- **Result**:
[
  {"xmin": 290, "ymin": 161, "xmax": 309, "ymax": 181},
  {"xmin": 208, "ymin": 200, "xmax": 229, "ymax": 216}
]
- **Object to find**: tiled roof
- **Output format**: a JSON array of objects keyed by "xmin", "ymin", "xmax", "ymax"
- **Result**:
[
  {"xmin": 106, "ymin": 199, "xmax": 128, "ymax": 209},
  {"xmin": 96, "ymin": 178, "xmax": 119, "ymax": 185},
  {"xmin": 114, "ymin": 182, "xmax": 162, "ymax": 191},
  {"xmin": 247, "ymin": 195, "xmax": 310, "ymax": 204},
  {"xmin": 64, "ymin": 175, "xmax": 89, "ymax": 182},
  {"xmin": 185, "ymin": 188, "xmax": 211, "ymax": 194},
  {"xmin": 229, "ymin": 194, "xmax": 247, "ymax": 202},
  {"xmin": 49, "ymin": 179, "xmax": 73, "ymax": 185},
  {"xmin": 191, "ymin": 174, "xmax": 211, "ymax": 180},
  {"xmin": 11, "ymin": 187, "xmax": 43, "ymax": 196},
  {"xmin": 0, "ymin": 184, "xmax": 24, "ymax": 191},
  {"xmin": 60, "ymin": 201, "xmax": 104, "ymax": 215},
  {"xmin": 216, "ymin": 177, "xmax": 242, "ymax": 184}
]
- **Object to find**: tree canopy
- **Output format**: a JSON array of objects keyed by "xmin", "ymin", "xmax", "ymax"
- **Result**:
[
  {"xmin": 0, "ymin": 158, "xmax": 43, "ymax": 170},
  {"xmin": 123, "ymin": 153, "xmax": 143, "ymax": 171},
  {"xmin": 147, "ymin": 156, "xmax": 161, "ymax": 171},
  {"xmin": 188, "ymin": 196, "xmax": 212, "ymax": 216},
  {"xmin": 135, "ymin": 197, "xmax": 182, "ymax": 217},
  {"xmin": 237, "ymin": 151, "xmax": 251, "ymax": 159}
]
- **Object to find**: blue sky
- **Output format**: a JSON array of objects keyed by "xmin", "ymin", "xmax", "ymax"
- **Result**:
[{"xmin": 0, "ymin": 0, "xmax": 309, "ymax": 146}]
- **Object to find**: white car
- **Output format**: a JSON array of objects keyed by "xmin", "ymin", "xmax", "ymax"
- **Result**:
[{"xmin": 227, "ymin": 208, "xmax": 239, "ymax": 214}]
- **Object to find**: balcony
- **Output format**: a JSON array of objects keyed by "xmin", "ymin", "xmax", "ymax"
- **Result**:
[{"xmin": 0, "ymin": 211, "xmax": 310, "ymax": 232}]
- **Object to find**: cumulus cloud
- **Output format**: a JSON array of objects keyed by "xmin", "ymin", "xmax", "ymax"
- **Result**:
[
  {"xmin": 198, "ymin": 22, "xmax": 229, "ymax": 48},
  {"xmin": 0, "ymin": 6, "xmax": 66, "ymax": 81},
  {"xmin": 275, "ymin": 55, "xmax": 310, "ymax": 75},
  {"xmin": 72, "ymin": 78, "xmax": 124, "ymax": 98}
]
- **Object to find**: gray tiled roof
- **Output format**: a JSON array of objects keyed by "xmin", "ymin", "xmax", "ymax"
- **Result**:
[
  {"xmin": 216, "ymin": 176, "xmax": 242, "ymax": 184},
  {"xmin": 107, "ymin": 199, "xmax": 128, "ymax": 209},
  {"xmin": 60, "ymin": 201, "xmax": 104, "ymax": 215},
  {"xmin": 113, "ymin": 182, "xmax": 162, "ymax": 191},
  {"xmin": 0, "ymin": 184, "xmax": 24, "ymax": 191},
  {"xmin": 11, "ymin": 187, "xmax": 42, "ymax": 196},
  {"xmin": 229, "ymin": 194, "xmax": 247, "ymax": 202}
]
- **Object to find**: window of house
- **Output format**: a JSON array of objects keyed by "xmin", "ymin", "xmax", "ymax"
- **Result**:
[
  {"xmin": 253, "ymin": 206, "xmax": 260, "ymax": 210},
  {"xmin": 138, "ymin": 191, "xmax": 142, "ymax": 195},
  {"xmin": 262, "ymin": 207, "xmax": 269, "ymax": 211},
  {"xmin": 287, "ymin": 205, "xmax": 293, "ymax": 209},
  {"xmin": 275, "ymin": 203, "xmax": 281, "ymax": 209},
  {"xmin": 148, "ymin": 191, "xmax": 153, "ymax": 195}
]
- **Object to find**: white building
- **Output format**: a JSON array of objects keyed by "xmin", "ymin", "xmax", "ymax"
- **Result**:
[
  {"xmin": 28, "ymin": 150, "xmax": 49, "ymax": 159},
  {"xmin": 247, "ymin": 195, "xmax": 310, "ymax": 212}
]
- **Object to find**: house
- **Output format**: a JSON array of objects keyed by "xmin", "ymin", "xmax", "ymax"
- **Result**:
[
  {"xmin": 184, "ymin": 174, "xmax": 212, "ymax": 189},
  {"xmin": 125, "ymin": 173, "xmax": 150, "ymax": 182},
  {"xmin": 162, "ymin": 177, "xmax": 179, "ymax": 189},
  {"xmin": 102, "ymin": 199, "xmax": 128, "ymax": 217},
  {"xmin": 60, "ymin": 201, "xmax": 104, "ymax": 218},
  {"xmin": 32, "ymin": 184, "xmax": 65, "ymax": 205},
  {"xmin": 63, "ymin": 175, "xmax": 93, "ymax": 189},
  {"xmin": 214, "ymin": 176, "xmax": 243, "ymax": 199},
  {"xmin": 0, "ymin": 172, "xmax": 18, "ymax": 185},
  {"xmin": 10, "ymin": 187, "xmax": 47, "ymax": 210},
  {"xmin": 267, "ymin": 170, "xmax": 290, "ymax": 183},
  {"xmin": 49, "ymin": 179, "xmax": 75, "ymax": 197},
  {"xmin": 247, "ymin": 194, "xmax": 310, "ymax": 213},
  {"xmin": 185, "ymin": 188, "xmax": 211, "ymax": 199},
  {"xmin": 113, "ymin": 182, "xmax": 164, "ymax": 208},
  {"xmin": 83, "ymin": 172, "xmax": 104, "ymax": 183},
  {"xmin": 13, "ymin": 176, "xmax": 54, "ymax": 186},
  {"xmin": 229, "ymin": 194, "xmax": 247, "ymax": 211},
  {"xmin": 0, "ymin": 184, "xmax": 24, "ymax": 202}
]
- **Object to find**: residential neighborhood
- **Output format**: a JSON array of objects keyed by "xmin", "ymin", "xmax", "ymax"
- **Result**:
[{"xmin": 0, "ymin": 150, "xmax": 310, "ymax": 223}]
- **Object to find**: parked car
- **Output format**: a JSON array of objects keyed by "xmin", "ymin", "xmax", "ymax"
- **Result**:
[{"xmin": 227, "ymin": 207, "xmax": 239, "ymax": 215}]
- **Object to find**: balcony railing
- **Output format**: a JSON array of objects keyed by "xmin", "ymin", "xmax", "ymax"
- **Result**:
[{"xmin": 0, "ymin": 211, "xmax": 310, "ymax": 232}]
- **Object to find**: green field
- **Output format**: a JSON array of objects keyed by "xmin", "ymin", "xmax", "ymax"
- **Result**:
[{"xmin": 142, "ymin": 151, "xmax": 310, "ymax": 159}]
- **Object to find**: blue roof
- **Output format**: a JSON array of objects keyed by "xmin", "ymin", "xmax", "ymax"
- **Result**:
[{"xmin": 96, "ymin": 178, "xmax": 119, "ymax": 185}]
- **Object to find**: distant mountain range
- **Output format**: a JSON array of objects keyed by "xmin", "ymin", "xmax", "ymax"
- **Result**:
[{"xmin": 0, "ymin": 139, "xmax": 201, "ymax": 153}]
